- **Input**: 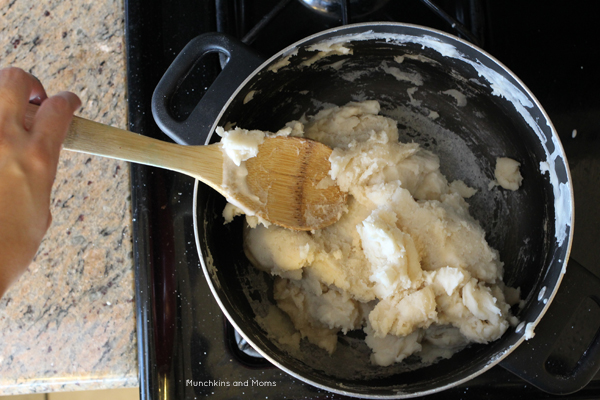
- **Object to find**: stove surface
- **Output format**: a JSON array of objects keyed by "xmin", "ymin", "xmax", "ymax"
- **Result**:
[{"xmin": 125, "ymin": 1, "xmax": 600, "ymax": 399}]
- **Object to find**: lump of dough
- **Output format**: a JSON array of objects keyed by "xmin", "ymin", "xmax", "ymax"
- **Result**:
[
  {"xmin": 462, "ymin": 278, "xmax": 502, "ymax": 323},
  {"xmin": 425, "ymin": 266, "xmax": 469, "ymax": 297},
  {"xmin": 273, "ymin": 278, "xmax": 340, "ymax": 354},
  {"xmin": 494, "ymin": 157, "xmax": 523, "ymax": 191},
  {"xmin": 365, "ymin": 325, "xmax": 423, "ymax": 366},
  {"xmin": 377, "ymin": 186, "xmax": 503, "ymax": 283},
  {"xmin": 357, "ymin": 208, "xmax": 423, "ymax": 298},
  {"xmin": 216, "ymin": 126, "xmax": 265, "ymax": 166},
  {"xmin": 449, "ymin": 180, "xmax": 477, "ymax": 198},
  {"xmin": 304, "ymin": 100, "xmax": 396, "ymax": 149},
  {"xmin": 243, "ymin": 224, "xmax": 312, "ymax": 280},
  {"xmin": 420, "ymin": 324, "xmax": 469, "ymax": 363},
  {"xmin": 273, "ymin": 276, "xmax": 363, "ymax": 354},
  {"xmin": 436, "ymin": 283, "xmax": 509, "ymax": 344},
  {"xmin": 232, "ymin": 101, "xmax": 518, "ymax": 366},
  {"xmin": 368, "ymin": 286, "xmax": 437, "ymax": 337},
  {"xmin": 255, "ymin": 305, "xmax": 302, "ymax": 352}
]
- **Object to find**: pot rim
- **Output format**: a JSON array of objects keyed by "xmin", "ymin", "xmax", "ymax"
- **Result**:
[{"xmin": 192, "ymin": 21, "xmax": 575, "ymax": 398}]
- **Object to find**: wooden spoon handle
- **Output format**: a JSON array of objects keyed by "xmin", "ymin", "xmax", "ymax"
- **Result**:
[
  {"xmin": 25, "ymin": 103, "xmax": 224, "ymax": 190},
  {"xmin": 66, "ymin": 114, "xmax": 174, "ymax": 162}
]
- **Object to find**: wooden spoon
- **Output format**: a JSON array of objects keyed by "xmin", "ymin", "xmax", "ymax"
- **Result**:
[{"xmin": 25, "ymin": 104, "xmax": 347, "ymax": 231}]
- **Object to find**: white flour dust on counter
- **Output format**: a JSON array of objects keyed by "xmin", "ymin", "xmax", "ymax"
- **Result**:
[{"xmin": 218, "ymin": 101, "xmax": 520, "ymax": 367}]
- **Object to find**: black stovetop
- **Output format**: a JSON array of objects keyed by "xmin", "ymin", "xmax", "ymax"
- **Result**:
[{"xmin": 124, "ymin": 1, "xmax": 600, "ymax": 399}]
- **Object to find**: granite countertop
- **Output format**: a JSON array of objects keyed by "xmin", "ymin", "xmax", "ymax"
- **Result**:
[{"xmin": 0, "ymin": 0, "xmax": 137, "ymax": 395}]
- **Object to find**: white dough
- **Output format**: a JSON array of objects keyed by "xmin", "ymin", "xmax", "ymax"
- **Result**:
[
  {"xmin": 216, "ymin": 126, "xmax": 265, "ymax": 166},
  {"xmin": 219, "ymin": 101, "xmax": 519, "ymax": 366},
  {"xmin": 494, "ymin": 157, "xmax": 523, "ymax": 191}
]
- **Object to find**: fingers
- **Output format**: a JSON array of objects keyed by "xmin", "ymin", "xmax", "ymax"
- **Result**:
[
  {"xmin": 29, "ymin": 82, "xmax": 48, "ymax": 106},
  {"xmin": 0, "ymin": 67, "xmax": 47, "ymax": 129},
  {"xmin": 0, "ymin": 67, "xmax": 81, "ymax": 177},
  {"xmin": 30, "ymin": 91, "xmax": 81, "ymax": 168},
  {"xmin": 27, "ymin": 72, "xmax": 48, "ymax": 105}
]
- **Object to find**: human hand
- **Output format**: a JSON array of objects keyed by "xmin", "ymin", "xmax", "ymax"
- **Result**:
[{"xmin": 0, "ymin": 67, "xmax": 81, "ymax": 297}]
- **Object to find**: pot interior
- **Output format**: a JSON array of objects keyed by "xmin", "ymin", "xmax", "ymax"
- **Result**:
[{"xmin": 194, "ymin": 24, "xmax": 572, "ymax": 397}]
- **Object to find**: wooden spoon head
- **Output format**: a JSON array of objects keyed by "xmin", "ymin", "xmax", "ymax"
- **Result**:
[{"xmin": 244, "ymin": 137, "xmax": 347, "ymax": 231}]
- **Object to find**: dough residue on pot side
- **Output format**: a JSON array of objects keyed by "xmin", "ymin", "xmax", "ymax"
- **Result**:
[{"xmin": 218, "ymin": 101, "xmax": 520, "ymax": 367}]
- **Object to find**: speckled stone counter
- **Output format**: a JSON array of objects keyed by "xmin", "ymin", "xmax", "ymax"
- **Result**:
[{"xmin": 0, "ymin": 0, "xmax": 137, "ymax": 395}]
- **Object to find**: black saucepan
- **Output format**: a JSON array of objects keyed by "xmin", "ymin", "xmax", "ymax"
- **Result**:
[{"xmin": 151, "ymin": 23, "xmax": 600, "ymax": 398}]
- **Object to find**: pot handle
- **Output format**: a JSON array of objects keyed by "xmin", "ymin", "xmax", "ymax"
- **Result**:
[
  {"xmin": 151, "ymin": 33, "xmax": 265, "ymax": 146},
  {"xmin": 500, "ymin": 259, "xmax": 600, "ymax": 395}
]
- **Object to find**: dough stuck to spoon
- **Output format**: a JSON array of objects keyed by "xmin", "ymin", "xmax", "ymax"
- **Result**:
[{"xmin": 25, "ymin": 103, "xmax": 347, "ymax": 231}]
